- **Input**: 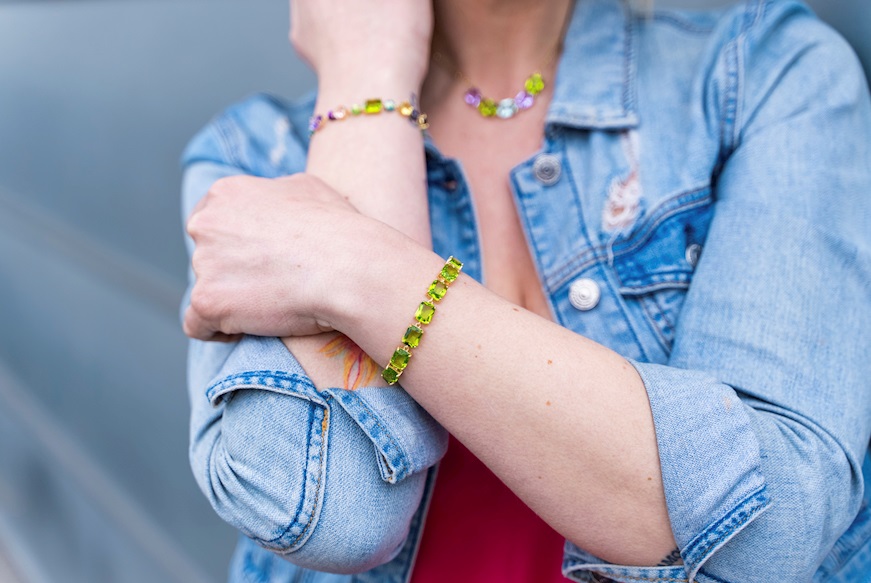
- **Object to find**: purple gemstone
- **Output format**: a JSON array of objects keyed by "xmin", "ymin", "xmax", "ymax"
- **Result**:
[
  {"xmin": 308, "ymin": 114, "xmax": 323, "ymax": 132},
  {"xmin": 464, "ymin": 88, "xmax": 482, "ymax": 107},
  {"xmin": 515, "ymin": 91, "xmax": 535, "ymax": 110},
  {"xmin": 327, "ymin": 110, "xmax": 336, "ymax": 120}
]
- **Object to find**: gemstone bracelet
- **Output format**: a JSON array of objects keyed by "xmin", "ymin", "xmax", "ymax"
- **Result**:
[
  {"xmin": 309, "ymin": 98, "xmax": 429, "ymax": 136},
  {"xmin": 382, "ymin": 256, "xmax": 463, "ymax": 385}
]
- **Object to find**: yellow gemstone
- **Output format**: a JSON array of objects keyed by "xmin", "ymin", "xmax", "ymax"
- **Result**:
[
  {"xmin": 415, "ymin": 301, "xmax": 435, "ymax": 324},
  {"xmin": 477, "ymin": 98, "xmax": 497, "ymax": 117},
  {"xmin": 398, "ymin": 102, "xmax": 414, "ymax": 117},
  {"xmin": 428, "ymin": 279, "xmax": 448, "ymax": 301},
  {"xmin": 524, "ymin": 73, "xmax": 545, "ymax": 95},
  {"xmin": 364, "ymin": 99, "xmax": 383, "ymax": 114}
]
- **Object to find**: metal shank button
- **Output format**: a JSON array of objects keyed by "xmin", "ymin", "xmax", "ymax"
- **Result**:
[
  {"xmin": 569, "ymin": 278, "xmax": 601, "ymax": 311},
  {"xmin": 685, "ymin": 243, "xmax": 702, "ymax": 268},
  {"xmin": 533, "ymin": 154, "xmax": 561, "ymax": 186}
]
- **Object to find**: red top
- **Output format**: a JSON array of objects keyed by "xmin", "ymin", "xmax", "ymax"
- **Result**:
[{"xmin": 410, "ymin": 435, "xmax": 569, "ymax": 583}]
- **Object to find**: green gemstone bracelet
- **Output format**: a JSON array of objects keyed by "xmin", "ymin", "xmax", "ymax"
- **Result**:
[{"xmin": 382, "ymin": 256, "xmax": 463, "ymax": 385}]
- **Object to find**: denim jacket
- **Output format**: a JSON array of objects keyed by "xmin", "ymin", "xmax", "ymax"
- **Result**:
[{"xmin": 181, "ymin": 1, "xmax": 871, "ymax": 581}]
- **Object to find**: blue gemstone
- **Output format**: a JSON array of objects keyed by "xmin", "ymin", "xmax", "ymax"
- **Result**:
[{"xmin": 496, "ymin": 98, "xmax": 518, "ymax": 119}]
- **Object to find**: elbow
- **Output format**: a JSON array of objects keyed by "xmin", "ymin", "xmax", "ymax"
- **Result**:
[{"xmin": 192, "ymin": 388, "xmax": 429, "ymax": 574}]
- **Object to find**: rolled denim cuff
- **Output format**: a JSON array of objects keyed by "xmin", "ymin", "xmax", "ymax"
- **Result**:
[
  {"xmin": 323, "ymin": 386, "xmax": 447, "ymax": 484},
  {"xmin": 205, "ymin": 335, "xmax": 447, "ymax": 484}
]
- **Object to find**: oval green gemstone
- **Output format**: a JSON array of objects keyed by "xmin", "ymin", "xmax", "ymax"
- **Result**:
[
  {"xmin": 390, "ymin": 348, "xmax": 411, "ymax": 371},
  {"xmin": 428, "ymin": 279, "xmax": 448, "ymax": 301},
  {"xmin": 415, "ymin": 301, "xmax": 435, "ymax": 324},
  {"xmin": 402, "ymin": 325, "xmax": 423, "ymax": 348},
  {"xmin": 524, "ymin": 73, "xmax": 545, "ymax": 95},
  {"xmin": 382, "ymin": 366, "xmax": 400, "ymax": 384},
  {"xmin": 477, "ymin": 98, "xmax": 497, "ymax": 117},
  {"xmin": 350, "ymin": 104, "xmax": 363, "ymax": 115}
]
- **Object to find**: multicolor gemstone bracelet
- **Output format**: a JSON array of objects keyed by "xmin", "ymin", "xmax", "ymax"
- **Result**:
[
  {"xmin": 382, "ymin": 256, "xmax": 463, "ymax": 385},
  {"xmin": 309, "ymin": 98, "xmax": 429, "ymax": 136}
]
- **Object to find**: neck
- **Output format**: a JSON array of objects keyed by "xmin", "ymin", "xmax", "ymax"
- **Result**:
[{"xmin": 429, "ymin": 0, "xmax": 574, "ymax": 95}]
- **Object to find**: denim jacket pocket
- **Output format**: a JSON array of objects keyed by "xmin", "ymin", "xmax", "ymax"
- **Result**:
[{"xmin": 609, "ymin": 185, "xmax": 714, "ymax": 356}]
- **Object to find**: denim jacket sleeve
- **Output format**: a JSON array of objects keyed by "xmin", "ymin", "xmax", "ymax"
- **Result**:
[
  {"xmin": 564, "ymin": 3, "xmax": 871, "ymax": 582},
  {"xmin": 180, "ymin": 96, "xmax": 448, "ymax": 574}
]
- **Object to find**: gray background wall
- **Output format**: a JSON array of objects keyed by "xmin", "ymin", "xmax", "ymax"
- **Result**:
[{"xmin": 0, "ymin": 1, "xmax": 867, "ymax": 582}]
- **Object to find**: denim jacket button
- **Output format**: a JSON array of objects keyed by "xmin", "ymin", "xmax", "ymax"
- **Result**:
[
  {"xmin": 569, "ymin": 278, "xmax": 601, "ymax": 311},
  {"xmin": 685, "ymin": 243, "xmax": 703, "ymax": 268},
  {"xmin": 533, "ymin": 154, "xmax": 561, "ymax": 186}
]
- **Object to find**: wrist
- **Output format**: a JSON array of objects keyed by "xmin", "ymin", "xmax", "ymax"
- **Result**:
[
  {"xmin": 324, "ymin": 224, "xmax": 444, "ymax": 367},
  {"xmin": 316, "ymin": 61, "xmax": 426, "ymax": 102}
]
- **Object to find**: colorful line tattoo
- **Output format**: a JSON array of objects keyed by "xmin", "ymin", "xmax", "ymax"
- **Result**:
[{"xmin": 318, "ymin": 334, "xmax": 379, "ymax": 391}]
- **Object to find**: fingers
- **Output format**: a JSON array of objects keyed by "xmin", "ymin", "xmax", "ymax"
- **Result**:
[
  {"xmin": 182, "ymin": 305, "xmax": 215, "ymax": 341},
  {"xmin": 182, "ymin": 305, "xmax": 242, "ymax": 343}
]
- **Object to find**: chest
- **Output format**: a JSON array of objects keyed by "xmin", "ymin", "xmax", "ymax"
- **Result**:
[
  {"xmin": 423, "ymin": 120, "xmax": 718, "ymax": 366},
  {"xmin": 426, "ymin": 107, "xmax": 553, "ymax": 319}
]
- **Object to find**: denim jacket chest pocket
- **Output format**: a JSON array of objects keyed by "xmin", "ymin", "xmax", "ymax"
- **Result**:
[
  {"xmin": 530, "ymin": 129, "xmax": 716, "ymax": 365},
  {"xmin": 607, "ymin": 184, "xmax": 714, "ymax": 361}
]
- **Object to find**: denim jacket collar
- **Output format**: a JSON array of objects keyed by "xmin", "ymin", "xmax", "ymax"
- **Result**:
[{"xmin": 547, "ymin": 0, "xmax": 639, "ymax": 130}]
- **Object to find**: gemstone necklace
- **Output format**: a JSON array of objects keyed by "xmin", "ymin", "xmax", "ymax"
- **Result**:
[{"xmin": 430, "ymin": 26, "xmax": 567, "ymax": 120}]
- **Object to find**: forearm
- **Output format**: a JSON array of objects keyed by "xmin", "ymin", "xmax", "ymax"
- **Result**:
[
  {"xmin": 284, "ymin": 71, "xmax": 432, "ymax": 389},
  {"xmin": 335, "ymin": 241, "xmax": 676, "ymax": 565},
  {"xmin": 307, "ymin": 74, "xmax": 431, "ymax": 246}
]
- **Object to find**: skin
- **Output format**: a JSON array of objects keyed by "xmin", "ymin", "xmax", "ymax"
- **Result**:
[{"xmin": 184, "ymin": 0, "xmax": 679, "ymax": 567}]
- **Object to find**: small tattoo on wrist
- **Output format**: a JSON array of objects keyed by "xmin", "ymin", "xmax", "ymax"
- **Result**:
[
  {"xmin": 657, "ymin": 548, "xmax": 683, "ymax": 567},
  {"xmin": 319, "ymin": 334, "xmax": 378, "ymax": 390}
]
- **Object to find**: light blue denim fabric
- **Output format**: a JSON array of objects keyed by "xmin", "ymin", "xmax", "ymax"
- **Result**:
[{"xmin": 180, "ymin": 0, "xmax": 871, "ymax": 581}]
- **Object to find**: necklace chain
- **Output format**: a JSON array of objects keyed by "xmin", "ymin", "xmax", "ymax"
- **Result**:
[{"xmin": 429, "ymin": 2, "xmax": 573, "ymax": 120}]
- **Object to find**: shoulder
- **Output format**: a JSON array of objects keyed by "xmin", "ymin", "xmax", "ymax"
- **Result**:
[
  {"xmin": 633, "ymin": 0, "xmax": 867, "ymax": 148},
  {"xmin": 181, "ymin": 91, "xmax": 317, "ymax": 177},
  {"xmin": 633, "ymin": 0, "xmax": 861, "ymax": 80},
  {"xmin": 637, "ymin": 0, "xmax": 845, "ymax": 47}
]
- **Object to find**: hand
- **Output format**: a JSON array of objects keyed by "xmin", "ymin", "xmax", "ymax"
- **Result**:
[
  {"xmin": 289, "ymin": 0, "xmax": 433, "ymax": 93},
  {"xmin": 184, "ymin": 173, "xmax": 366, "ymax": 342}
]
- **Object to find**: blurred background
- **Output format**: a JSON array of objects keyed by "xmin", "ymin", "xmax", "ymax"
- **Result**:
[{"xmin": 0, "ymin": 1, "xmax": 867, "ymax": 582}]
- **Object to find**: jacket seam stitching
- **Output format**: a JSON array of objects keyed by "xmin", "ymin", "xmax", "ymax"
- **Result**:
[
  {"xmin": 269, "ymin": 404, "xmax": 328, "ymax": 549},
  {"xmin": 651, "ymin": 13, "xmax": 716, "ymax": 35},
  {"xmin": 204, "ymin": 370, "xmax": 327, "ymax": 549},
  {"xmin": 638, "ymin": 294, "xmax": 672, "ymax": 354},
  {"xmin": 682, "ymin": 485, "xmax": 770, "ymax": 571},
  {"xmin": 329, "ymin": 390, "xmax": 412, "ymax": 482},
  {"xmin": 546, "ymin": 187, "xmax": 711, "ymax": 292}
]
